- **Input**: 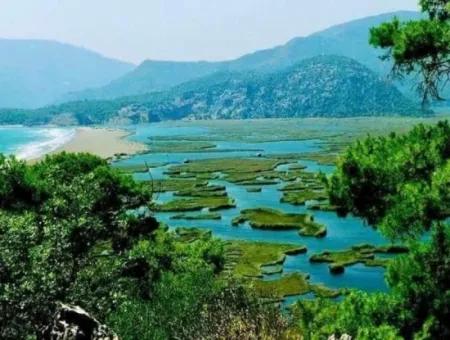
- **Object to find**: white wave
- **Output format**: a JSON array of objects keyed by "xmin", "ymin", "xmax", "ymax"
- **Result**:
[{"xmin": 16, "ymin": 128, "xmax": 76, "ymax": 160}]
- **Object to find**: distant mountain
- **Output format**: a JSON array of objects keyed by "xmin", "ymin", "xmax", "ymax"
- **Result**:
[
  {"xmin": 63, "ymin": 11, "xmax": 422, "ymax": 102},
  {"xmin": 62, "ymin": 61, "xmax": 222, "ymax": 102},
  {"xmin": 129, "ymin": 56, "xmax": 419, "ymax": 120},
  {"xmin": 0, "ymin": 39, "xmax": 134, "ymax": 108},
  {"xmin": 0, "ymin": 56, "xmax": 421, "ymax": 125}
]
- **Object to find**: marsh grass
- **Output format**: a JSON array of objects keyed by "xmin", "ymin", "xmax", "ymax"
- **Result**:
[
  {"xmin": 280, "ymin": 190, "xmax": 328, "ymax": 206},
  {"xmin": 155, "ymin": 196, "xmax": 236, "ymax": 212},
  {"xmin": 232, "ymin": 208, "xmax": 326, "ymax": 237},
  {"xmin": 224, "ymin": 241, "xmax": 306, "ymax": 278},
  {"xmin": 309, "ymin": 244, "xmax": 409, "ymax": 273},
  {"xmin": 171, "ymin": 212, "xmax": 222, "ymax": 220}
]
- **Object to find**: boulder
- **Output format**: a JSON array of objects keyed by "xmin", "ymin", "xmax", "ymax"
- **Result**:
[
  {"xmin": 329, "ymin": 263, "xmax": 345, "ymax": 275},
  {"xmin": 42, "ymin": 303, "xmax": 118, "ymax": 340},
  {"xmin": 328, "ymin": 334, "xmax": 352, "ymax": 340}
]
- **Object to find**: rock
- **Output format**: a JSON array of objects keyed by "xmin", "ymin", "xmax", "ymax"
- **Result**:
[
  {"xmin": 285, "ymin": 246, "xmax": 307, "ymax": 255},
  {"xmin": 329, "ymin": 263, "xmax": 345, "ymax": 275},
  {"xmin": 328, "ymin": 334, "xmax": 352, "ymax": 340},
  {"xmin": 42, "ymin": 303, "xmax": 119, "ymax": 340}
]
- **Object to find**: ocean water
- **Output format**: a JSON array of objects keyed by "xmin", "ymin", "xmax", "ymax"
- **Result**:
[{"xmin": 0, "ymin": 126, "xmax": 75, "ymax": 159}]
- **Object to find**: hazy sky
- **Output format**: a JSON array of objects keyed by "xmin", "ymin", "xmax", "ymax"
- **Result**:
[{"xmin": 0, "ymin": 0, "xmax": 419, "ymax": 64}]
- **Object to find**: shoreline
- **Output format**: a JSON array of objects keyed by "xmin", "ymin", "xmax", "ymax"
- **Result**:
[{"xmin": 31, "ymin": 127, "xmax": 148, "ymax": 161}]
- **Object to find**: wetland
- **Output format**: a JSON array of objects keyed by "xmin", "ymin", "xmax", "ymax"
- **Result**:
[{"xmin": 112, "ymin": 118, "xmax": 434, "ymax": 303}]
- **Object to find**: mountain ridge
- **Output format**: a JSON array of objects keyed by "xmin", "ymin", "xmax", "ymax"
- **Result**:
[
  {"xmin": 0, "ymin": 55, "xmax": 422, "ymax": 126},
  {"xmin": 61, "ymin": 11, "xmax": 422, "ymax": 103}
]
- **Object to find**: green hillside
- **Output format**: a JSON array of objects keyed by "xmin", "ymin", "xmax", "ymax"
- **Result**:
[
  {"xmin": 0, "ymin": 56, "xmax": 421, "ymax": 125},
  {"xmin": 63, "ymin": 11, "xmax": 422, "ymax": 102}
]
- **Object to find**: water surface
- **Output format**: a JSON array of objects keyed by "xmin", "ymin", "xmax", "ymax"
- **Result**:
[{"xmin": 115, "ymin": 122, "xmax": 396, "ymax": 295}]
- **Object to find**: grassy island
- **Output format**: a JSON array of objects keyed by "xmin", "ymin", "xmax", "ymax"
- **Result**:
[
  {"xmin": 224, "ymin": 241, "xmax": 307, "ymax": 278},
  {"xmin": 155, "ymin": 196, "xmax": 236, "ymax": 212},
  {"xmin": 171, "ymin": 212, "xmax": 222, "ymax": 220},
  {"xmin": 310, "ymin": 244, "xmax": 409, "ymax": 274},
  {"xmin": 232, "ymin": 208, "xmax": 326, "ymax": 237},
  {"xmin": 280, "ymin": 190, "xmax": 328, "ymax": 205}
]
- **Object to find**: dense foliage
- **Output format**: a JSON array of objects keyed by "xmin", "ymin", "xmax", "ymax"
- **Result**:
[
  {"xmin": 307, "ymin": 121, "xmax": 450, "ymax": 339},
  {"xmin": 0, "ymin": 153, "xmax": 285, "ymax": 339},
  {"xmin": 370, "ymin": 0, "xmax": 450, "ymax": 102},
  {"xmin": 294, "ymin": 224, "xmax": 450, "ymax": 339},
  {"xmin": 328, "ymin": 121, "xmax": 450, "ymax": 239}
]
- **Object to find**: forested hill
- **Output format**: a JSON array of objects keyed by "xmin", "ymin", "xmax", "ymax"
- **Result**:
[
  {"xmin": 0, "ymin": 56, "xmax": 421, "ymax": 125},
  {"xmin": 62, "ymin": 11, "xmax": 421, "ymax": 102}
]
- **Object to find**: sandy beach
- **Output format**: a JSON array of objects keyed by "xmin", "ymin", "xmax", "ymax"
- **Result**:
[{"xmin": 48, "ymin": 127, "xmax": 147, "ymax": 159}]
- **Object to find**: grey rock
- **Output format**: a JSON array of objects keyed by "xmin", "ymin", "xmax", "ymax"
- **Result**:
[{"xmin": 42, "ymin": 303, "xmax": 119, "ymax": 340}]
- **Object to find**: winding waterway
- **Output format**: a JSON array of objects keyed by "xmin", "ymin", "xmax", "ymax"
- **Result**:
[{"xmin": 115, "ymin": 123, "xmax": 392, "ymax": 298}]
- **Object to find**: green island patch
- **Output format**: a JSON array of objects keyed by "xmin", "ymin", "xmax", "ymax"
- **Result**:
[
  {"xmin": 167, "ymin": 158, "xmax": 286, "ymax": 175},
  {"xmin": 147, "ymin": 141, "xmax": 217, "ymax": 153},
  {"xmin": 288, "ymin": 163, "xmax": 308, "ymax": 170},
  {"xmin": 253, "ymin": 273, "xmax": 311, "ymax": 298},
  {"xmin": 223, "ymin": 240, "xmax": 306, "ymax": 278},
  {"xmin": 114, "ymin": 162, "xmax": 169, "ymax": 173},
  {"xmin": 310, "ymin": 244, "xmax": 409, "ymax": 274},
  {"xmin": 253, "ymin": 274, "xmax": 341, "ymax": 299},
  {"xmin": 232, "ymin": 208, "xmax": 326, "ymax": 237},
  {"xmin": 280, "ymin": 190, "xmax": 328, "ymax": 205},
  {"xmin": 170, "ymin": 212, "xmax": 222, "ymax": 220},
  {"xmin": 151, "ymin": 179, "xmax": 207, "ymax": 192},
  {"xmin": 246, "ymin": 187, "xmax": 262, "ymax": 193},
  {"xmin": 307, "ymin": 201, "xmax": 337, "ymax": 212},
  {"xmin": 174, "ymin": 227, "xmax": 213, "ymax": 242},
  {"xmin": 155, "ymin": 196, "xmax": 236, "ymax": 212},
  {"xmin": 298, "ymin": 152, "xmax": 338, "ymax": 165}
]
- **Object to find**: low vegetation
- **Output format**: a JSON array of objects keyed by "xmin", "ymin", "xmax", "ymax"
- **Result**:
[
  {"xmin": 280, "ymin": 189, "xmax": 328, "ymax": 205},
  {"xmin": 232, "ymin": 208, "xmax": 326, "ymax": 237},
  {"xmin": 167, "ymin": 157, "xmax": 285, "ymax": 175},
  {"xmin": 147, "ymin": 141, "xmax": 216, "ymax": 153},
  {"xmin": 253, "ymin": 273, "xmax": 311, "ymax": 298},
  {"xmin": 171, "ymin": 212, "xmax": 222, "ymax": 220},
  {"xmin": 223, "ymin": 241, "xmax": 339, "ymax": 300},
  {"xmin": 224, "ymin": 241, "xmax": 307, "ymax": 277},
  {"xmin": 309, "ymin": 244, "xmax": 409, "ymax": 274},
  {"xmin": 155, "ymin": 196, "xmax": 236, "ymax": 212},
  {"xmin": 0, "ymin": 153, "xmax": 291, "ymax": 339}
]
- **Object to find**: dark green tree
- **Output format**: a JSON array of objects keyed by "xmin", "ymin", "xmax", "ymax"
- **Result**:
[
  {"xmin": 370, "ymin": 0, "xmax": 450, "ymax": 102},
  {"xmin": 324, "ymin": 122, "xmax": 450, "ymax": 338}
]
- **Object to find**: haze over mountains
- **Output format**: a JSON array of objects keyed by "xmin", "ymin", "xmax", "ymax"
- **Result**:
[
  {"xmin": 0, "ymin": 55, "xmax": 419, "ymax": 125},
  {"xmin": 0, "ymin": 40, "xmax": 134, "ymax": 108},
  {"xmin": 61, "ymin": 11, "xmax": 422, "ymax": 103},
  {"xmin": 0, "ymin": 11, "xmax": 427, "ymax": 123}
]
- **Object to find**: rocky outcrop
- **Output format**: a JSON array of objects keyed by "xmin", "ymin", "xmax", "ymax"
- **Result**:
[
  {"xmin": 328, "ymin": 334, "xmax": 352, "ymax": 340},
  {"xmin": 42, "ymin": 303, "xmax": 118, "ymax": 340}
]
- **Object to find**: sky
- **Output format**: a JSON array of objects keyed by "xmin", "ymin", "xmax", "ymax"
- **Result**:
[{"xmin": 0, "ymin": 0, "xmax": 419, "ymax": 64}]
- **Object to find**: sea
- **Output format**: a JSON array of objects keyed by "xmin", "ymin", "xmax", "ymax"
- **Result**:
[{"xmin": 0, "ymin": 126, "xmax": 76, "ymax": 160}]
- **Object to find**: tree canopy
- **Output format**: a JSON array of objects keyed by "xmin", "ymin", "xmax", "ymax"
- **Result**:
[
  {"xmin": 328, "ymin": 121, "xmax": 450, "ymax": 239},
  {"xmin": 0, "ymin": 153, "xmax": 285, "ymax": 339},
  {"xmin": 370, "ymin": 0, "xmax": 450, "ymax": 102},
  {"xmin": 316, "ymin": 122, "xmax": 450, "ymax": 339}
]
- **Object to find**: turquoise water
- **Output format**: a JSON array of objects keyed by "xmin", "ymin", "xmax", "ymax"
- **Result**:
[
  {"xmin": 0, "ymin": 126, "xmax": 75, "ymax": 159},
  {"xmin": 114, "ymin": 123, "xmax": 397, "ymax": 298}
]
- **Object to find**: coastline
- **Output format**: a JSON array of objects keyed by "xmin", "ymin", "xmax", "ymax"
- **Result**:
[{"xmin": 31, "ymin": 127, "xmax": 148, "ymax": 161}]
